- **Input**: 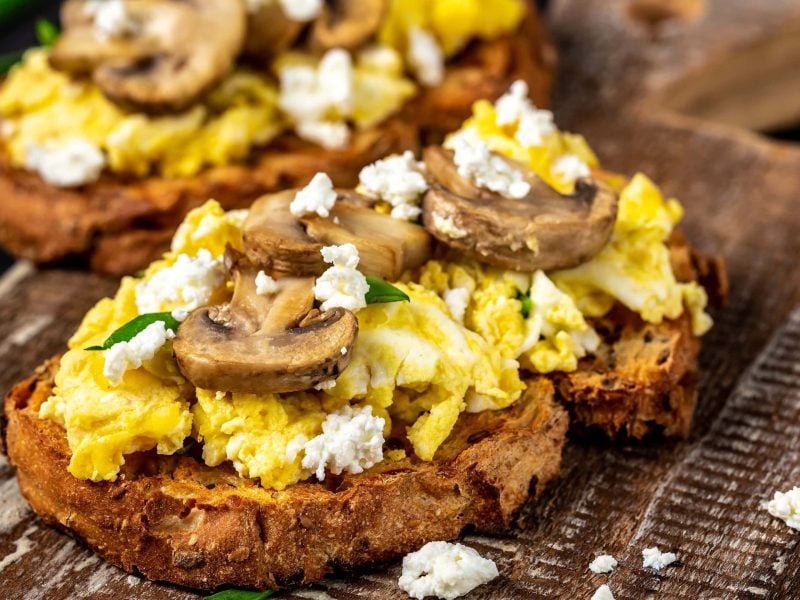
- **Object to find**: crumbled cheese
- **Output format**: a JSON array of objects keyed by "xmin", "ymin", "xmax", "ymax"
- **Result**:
[
  {"xmin": 398, "ymin": 541, "xmax": 499, "ymax": 600},
  {"xmin": 340, "ymin": 346, "xmax": 348, "ymax": 355},
  {"xmin": 358, "ymin": 151, "xmax": 428, "ymax": 220},
  {"xmin": 431, "ymin": 213, "xmax": 468, "ymax": 240},
  {"xmin": 589, "ymin": 554, "xmax": 618, "ymax": 574},
  {"xmin": 449, "ymin": 134, "xmax": 530, "ymax": 199},
  {"xmin": 407, "ymin": 27, "xmax": 445, "ymax": 86},
  {"xmin": 443, "ymin": 287, "xmax": 470, "ymax": 322},
  {"xmin": 642, "ymin": 547, "xmax": 678, "ymax": 571},
  {"xmin": 591, "ymin": 584, "xmax": 615, "ymax": 600},
  {"xmin": 24, "ymin": 138, "xmax": 106, "ymax": 188},
  {"xmin": 551, "ymin": 153, "xmax": 591, "ymax": 184},
  {"xmin": 313, "ymin": 379, "xmax": 337, "ymax": 391},
  {"xmin": 298, "ymin": 405, "xmax": 384, "ymax": 480},
  {"xmin": 289, "ymin": 172, "xmax": 339, "ymax": 218},
  {"xmin": 314, "ymin": 244, "xmax": 370, "ymax": 312},
  {"xmin": 136, "ymin": 249, "xmax": 225, "ymax": 314},
  {"xmin": 171, "ymin": 308, "xmax": 189, "ymax": 322},
  {"xmin": 278, "ymin": 49, "xmax": 353, "ymax": 148},
  {"xmin": 103, "ymin": 321, "xmax": 175, "ymax": 386},
  {"xmin": 84, "ymin": 0, "xmax": 139, "ymax": 40},
  {"xmin": 494, "ymin": 80, "xmax": 556, "ymax": 147},
  {"xmin": 245, "ymin": 0, "xmax": 322, "ymax": 21},
  {"xmin": 255, "ymin": 271, "xmax": 279, "ymax": 296},
  {"xmin": 766, "ymin": 487, "xmax": 800, "ymax": 530}
]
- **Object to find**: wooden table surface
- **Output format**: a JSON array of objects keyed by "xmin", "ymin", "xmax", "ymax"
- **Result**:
[{"xmin": 3, "ymin": 0, "xmax": 800, "ymax": 598}]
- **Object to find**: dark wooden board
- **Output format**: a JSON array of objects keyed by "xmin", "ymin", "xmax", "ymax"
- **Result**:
[{"xmin": 3, "ymin": 0, "xmax": 800, "ymax": 597}]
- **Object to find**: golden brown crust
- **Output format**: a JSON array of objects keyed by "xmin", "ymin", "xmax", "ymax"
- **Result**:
[
  {"xmin": 0, "ymin": 4, "xmax": 552, "ymax": 276},
  {"xmin": 3, "ymin": 358, "xmax": 567, "ymax": 591}
]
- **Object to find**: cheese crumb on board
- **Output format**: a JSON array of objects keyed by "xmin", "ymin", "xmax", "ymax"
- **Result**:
[
  {"xmin": 589, "ymin": 554, "xmax": 618, "ymax": 574},
  {"xmin": 642, "ymin": 546, "xmax": 678, "ymax": 571},
  {"xmin": 398, "ymin": 541, "xmax": 499, "ymax": 599}
]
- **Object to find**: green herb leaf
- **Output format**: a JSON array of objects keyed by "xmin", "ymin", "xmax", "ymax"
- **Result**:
[
  {"xmin": 365, "ymin": 276, "xmax": 410, "ymax": 304},
  {"xmin": 517, "ymin": 291, "xmax": 532, "ymax": 319},
  {"xmin": 35, "ymin": 19, "xmax": 60, "ymax": 47},
  {"xmin": 85, "ymin": 312, "xmax": 181, "ymax": 351},
  {"xmin": 204, "ymin": 590, "xmax": 274, "ymax": 600}
]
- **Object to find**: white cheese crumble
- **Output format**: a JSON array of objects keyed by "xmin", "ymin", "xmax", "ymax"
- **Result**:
[
  {"xmin": 84, "ymin": 0, "xmax": 139, "ymax": 40},
  {"xmin": 589, "ymin": 554, "xmax": 618, "ymax": 574},
  {"xmin": 290, "ymin": 172, "xmax": 339, "ymax": 218},
  {"xmin": 136, "ymin": 249, "xmax": 225, "ymax": 315},
  {"xmin": 449, "ymin": 134, "xmax": 531, "ymax": 199},
  {"xmin": 431, "ymin": 212, "xmax": 468, "ymax": 240},
  {"xmin": 297, "ymin": 405, "xmax": 385, "ymax": 480},
  {"xmin": 314, "ymin": 244, "xmax": 370, "ymax": 313},
  {"xmin": 766, "ymin": 487, "xmax": 800, "ymax": 530},
  {"xmin": 398, "ymin": 541, "xmax": 499, "ymax": 600},
  {"xmin": 407, "ymin": 27, "xmax": 445, "ymax": 86},
  {"xmin": 642, "ymin": 546, "xmax": 678, "ymax": 571},
  {"xmin": 443, "ymin": 287, "xmax": 470, "ymax": 322},
  {"xmin": 245, "ymin": 0, "xmax": 322, "ymax": 21},
  {"xmin": 494, "ymin": 80, "xmax": 556, "ymax": 147},
  {"xmin": 103, "ymin": 321, "xmax": 175, "ymax": 386},
  {"xmin": 255, "ymin": 271, "xmax": 279, "ymax": 296},
  {"xmin": 358, "ymin": 151, "xmax": 428, "ymax": 221},
  {"xmin": 278, "ymin": 48, "xmax": 354, "ymax": 149},
  {"xmin": 24, "ymin": 138, "xmax": 106, "ymax": 188},
  {"xmin": 591, "ymin": 584, "xmax": 615, "ymax": 600},
  {"xmin": 551, "ymin": 153, "xmax": 591, "ymax": 184}
]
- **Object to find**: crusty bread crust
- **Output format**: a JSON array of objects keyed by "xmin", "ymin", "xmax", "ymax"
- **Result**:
[
  {"xmin": 0, "ymin": 3, "xmax": 552, "ymax": 277},
  {"xmin": 2, "ymin": 358, "xmax": 567, "ymax": 591}
]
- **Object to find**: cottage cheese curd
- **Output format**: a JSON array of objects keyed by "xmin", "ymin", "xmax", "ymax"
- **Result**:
[
  {"xmin": 24, "ymin": 138, "xmax": 106, "ymax": 188},
  {"xmin": 398, "ymin": 541, "xmax": 499, "ymax": 599},
  {"xmin": 314, "ymin": 244, "xmax": 370, "ymax": 312},
  {"xmin": 103, "ymin": 321, "xmax": 175, "ymax": 386},
  {"xmin": 255, "ymin": 271, "xmax": 279, "ymax": 296},
  {"xmin": 589, "ymin": 554, "xmax": 618, "ymax": 574},
  {"xmin": 494, "ymin": 80, "xmax": 556, "ymax": 147},
  {"xmin": 407, "ymin": 27, "xmax": 445, "ymax": 86},
  {"xmin": 642, "ymin": 546, "xmax": 678, "ymax": 571},
  {"xmin": 84, "ymin": 0, "xmax": 139, "ymax": 40},
  {"xmin": 591, "ymin": 584, "xmax": 615, "ymax": 600},
  {"xmin": 358, "ymin": 151, "xmax": 428, "ymax": 220},
  {"xmin": 290, "ymin": 172, "xmax": 338, "ymax": 218},
  {"xmin": 766, "ymin": 487, "xmax": 800, "ymax": 530},
  {"xmin": 449, "ymin": 133, "xmax": 530, "ymax": 199},
  {"xmin": 552, "ymin": 153, "xmax": 591, "ymax": 184}
]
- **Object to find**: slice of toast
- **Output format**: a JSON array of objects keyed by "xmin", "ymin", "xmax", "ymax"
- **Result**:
[
  {"xmin": 0, "ymin": 5, "xmax": 553, "ymax": 277},
  {"xmin": 2, "ymin": 358, "xmax": 567, "ymax": 591}
]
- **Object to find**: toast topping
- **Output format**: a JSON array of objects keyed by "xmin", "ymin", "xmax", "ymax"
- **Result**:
[
  {"xmin": 357, "ymin": 151, "xmax": 428, "ymax": 221},
  {"xmin": 422, "ymin": 144, "xmax": 618, "ymax": 272},
  {"xmin": 314, "ymin": 244, "xmax": 370, "ymax": 312},
  {"xmin": 24, "ymin": 137, "xmax": 106, "ymax": 187},
  {"xmin": 174, "ymin": 256, "xmax": 358, "ymax": 395},
  {"xmin": 311, "ymin": 0, "xmax": 387, "ymax": 52},
  {"xmin": 51, "ymin": 0, "xmax": 247, "ymax": 112}
]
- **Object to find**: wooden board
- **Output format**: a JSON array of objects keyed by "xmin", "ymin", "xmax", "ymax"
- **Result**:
[{"xmin": 2, "ymin": 0, "xmax": 800, "ymax": 597}]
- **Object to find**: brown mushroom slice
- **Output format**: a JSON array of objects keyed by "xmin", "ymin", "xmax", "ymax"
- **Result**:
[
  {"xmin": 51, "ymin": 0, "xmax": 246, "ymax": 112},
  {"xmin": 242, "ymin": 190, "xmax": 432, "ymax": 280},
  {"xmin": 422, "ymin": 146, "xmax": 619, "ymax": 272},
  {"xmin": 244, "ymin": 2, "xmax": 305, "ymax": 62},
  {"xmin": 310, "ymin": 0, "xmax": 387, "ymax": 51},
  {"xmin": 174, "ymin": 264, "xmax": 357, "ymax": 395}
]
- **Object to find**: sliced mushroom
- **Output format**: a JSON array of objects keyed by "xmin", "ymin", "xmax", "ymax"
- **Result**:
[
  {"xmin": 310, "ymin": 0, "xmax": 387, "ymax": 51},
  {"xmin": 244, "ymin": 2, "xmax": 305, "ymax": 62},
  {"xmin": 51, "ymin": 0, "xmax": 246, "ymax": 111},
  {"xmin": 422, "ymin": 145, "xmax": 619, "ymax": 272},
  {"xmin": 173, "ymin": 256, "xmax": 357, "ymax": 394},
  {"xmin": 243, "ymin": 190, "xmax": 432, "ymax": 280}
]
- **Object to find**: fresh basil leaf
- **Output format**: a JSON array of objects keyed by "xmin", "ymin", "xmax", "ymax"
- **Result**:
[
  {"xmin": 35, "ymin": 19, "xmax": 59, "ymax": 46},
  {"xmin": 204, "ymin": 590, "xmax": 274, "ymax": 600},
  {"xmin": 365, "ymin": 276, "xmax": 410, "ymax": 304},
  {"xmin": 517, "ymin": 291, "xmax": 532, "ymax": 319},
  {"xmin": 85, "ymin": 312, "xmax": 181, "ymax": 351}
]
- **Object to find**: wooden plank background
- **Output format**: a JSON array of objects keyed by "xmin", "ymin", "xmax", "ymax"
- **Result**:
[{"xmin": 2, "ymin": 0, "xmax": 800, "ymax": 597}]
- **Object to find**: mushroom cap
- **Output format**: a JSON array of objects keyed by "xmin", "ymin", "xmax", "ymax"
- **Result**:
[
  {"xmin": 422, "ymin": 145, "xmax": 619, "ymax": 272},
  {"xmin": 51, "ymin": 0, "xmax": 247, "ymax": 112},
  {"xmin": 173, "ymin": 269, "xmax": 358, "ymax": 395},
  {"xmin": 244, "ymin": 1, "xmax": 305, "ymax": 62},
  {"xmin": 243, "ymin": 190, "xmax": 432, "ymax": 280},
  {"xmin": 310, "ymin": 0, "xmax": 387, "ymax": 51}
]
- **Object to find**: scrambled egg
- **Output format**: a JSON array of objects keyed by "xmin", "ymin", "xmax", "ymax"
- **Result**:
[
  {"xmin": 0, "ymin": 51, "xmax": 283, "ymax": 178},
  {"xmin": 379, "ymin": 0, "xmax": 526, "ymax": 56},
  {"xmin": 552, "ymin": 173, "xmax": 713, "ymax": 335},
  {"xmin": 452, "ymin": 99, "xmax": 599, "ymax": 194}
]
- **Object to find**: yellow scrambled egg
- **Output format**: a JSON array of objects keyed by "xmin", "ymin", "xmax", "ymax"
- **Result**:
[{"xmin": 379, "ymin": 0, "xmax": 526, "ymax": 56}]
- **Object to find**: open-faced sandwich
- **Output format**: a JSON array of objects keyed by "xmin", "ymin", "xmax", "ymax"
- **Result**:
[
  {"xmin": 0, "ymin": 0, "xmax": 552, "ymax": 276},
  {"xmin": 2, "ymin": 83, "xmax": 723, "ymax": 595}
]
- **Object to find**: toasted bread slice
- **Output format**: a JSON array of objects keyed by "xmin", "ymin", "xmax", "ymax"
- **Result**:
[
  {"xmin": 0, "ymin": 9, "xmax": 552, "ymax": 277},
  {"xmin": 2, "ymin": 358, "xmax": 567, "ymax": 591}
]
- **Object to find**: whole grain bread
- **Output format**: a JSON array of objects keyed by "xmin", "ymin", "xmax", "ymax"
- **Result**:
[
  {"xmin": 2, "ymin": 359, "xmax": 567, "ymax": 591},
  {"xmin": 0, "ymin": 5, "xmax": 553, "ymax": 277}
]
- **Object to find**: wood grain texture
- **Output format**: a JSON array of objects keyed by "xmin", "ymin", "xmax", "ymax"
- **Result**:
[{"xmin": 3, "ymin": 0, "xmax": 800, "ymax": 597}]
